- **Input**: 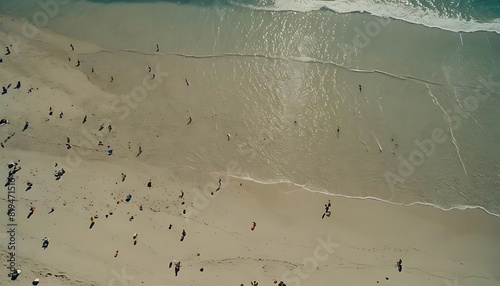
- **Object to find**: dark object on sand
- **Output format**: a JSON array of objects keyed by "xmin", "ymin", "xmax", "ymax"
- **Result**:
[
  {"xmin": 2, "ymin": 86, "xmax": 7, "ymax": 94},
  {"xmin": 185, "ymin": 79, "xmax": 190, "ymax": 86},
  {"xmin": 55, "ymin": 168, "xmax": 65, "ymax": 180},
  {"xmin": 136, "ymin": 146, "xmax": 142, "ymax": 157},
  {"xmin": 27, "ymin": 210, "xmax": 34, "ymax": 219},
  {"xmin": 14, "ymin": 81, "xmax": 20, "ymax": 89},
  {"xmin": 0, "ymin": 119, "xmax": 8, "ymax": 125},
  {"xmin": 147, "ymin": 180, "xmax": 152, "ymax": 188},
  {"xmin": 42, "ymin": 238, "xmax": 49, "ymax": 250},
  {"xmin": 126, "ymin": 194, "xmax": 132, "ymax": 202},
  {"xmin": 396, "ymin": 259, "xmax": 402, "ymax": 272},
  {"xmin": 187, "ymin": 117, "xmax": 192, "ymax": 125},
  {"xmin": 70, "ymin": 44, "xmax": 74, "ymax": 51},
  {"xmin": 5, "ymin": 47, "xmax": 11, "ymax": 55},
  {"xmin": 9, "ymin": 269, "xmax": 21, "ymax": 280},
  {"xmin": 22, "ymin": 122, "xmax": 29, "ymax": 131}
]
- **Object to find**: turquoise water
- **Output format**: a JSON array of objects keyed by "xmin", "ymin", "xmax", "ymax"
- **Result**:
[{"xmin": 1, "ymin": 0, "xmax": 500, "ymax": 216}]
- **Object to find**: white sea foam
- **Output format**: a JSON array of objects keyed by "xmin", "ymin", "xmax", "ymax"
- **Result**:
[
  {"xmin": 227, "ymin": 173, "xmax": 500, "ymax": 218},
  {"xmin": 239, "ymin": 0, "xmax": 500, "ymax": 34}
]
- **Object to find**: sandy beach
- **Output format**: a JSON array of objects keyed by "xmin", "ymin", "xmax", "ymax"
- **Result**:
[{"xmin": 1, "ymin": 10, "xmax": 500, "ymax": 286}]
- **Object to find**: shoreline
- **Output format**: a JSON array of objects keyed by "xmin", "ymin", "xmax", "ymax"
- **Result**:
[{"xmin": 228, "ymin": 174, "xmax": 500, "ymax": 219}]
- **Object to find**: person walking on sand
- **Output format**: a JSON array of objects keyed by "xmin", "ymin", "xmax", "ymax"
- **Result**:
[
  {"xmin": 27, "ymin": 206, "xmax": 35, "ymax": 219},
  {"xmin": 322, "ymin": 200, "xmax": 331, "ymax": 219},
  {"xmin": 180, "ymin": 229, "xmax": 186, "ymax": 241},
  {"xmin": 70, "ymin": 44, "xmax": 74, "ymax": 51},
  {"xmin": 251, "ymin": 222, "xmax": 256, "ymax": 231},
  {"xmin": 156, "ymin": 44, "xmax": 159, "ymax": 52},
  {"xmin": 89, "ymin": 217, "xmax": 95, "ymax": 229},
  {"xmin": 114, "ymin": 250, "xmax": 119, "ymax": 258},
  {"xmin": 174, "ymin": 260, "xmax": 181, "ymax": 276},
  {"xmin": 179, "ymin": 190, "xmax": 184, "ymax": 199},
  {"xmin": 82, "ymin": 115, "xmax": 87, "ymax": 124},
  {"xmin": 187, "ymin": 117, "xmax": 192, "ymax": 125}
]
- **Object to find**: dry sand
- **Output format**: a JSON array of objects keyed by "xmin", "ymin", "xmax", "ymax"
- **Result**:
[{"xmin": 1, "ymin": 14, "xmax": 500, "ymax": 286}]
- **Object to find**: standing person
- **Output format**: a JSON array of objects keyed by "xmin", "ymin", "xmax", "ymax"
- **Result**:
[{"xmin": 251, "ymin": 222, "xmax": 256, "ymax": 231}]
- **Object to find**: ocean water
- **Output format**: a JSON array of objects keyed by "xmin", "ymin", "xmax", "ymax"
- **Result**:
[{"xmin": 1, "ymin": 0, "xmax": 500, "ymax": 216}]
